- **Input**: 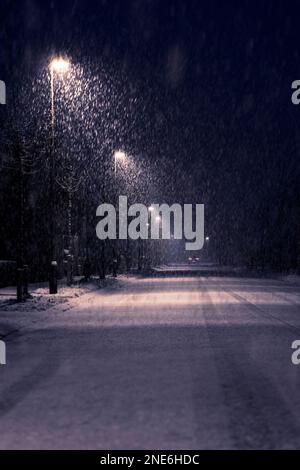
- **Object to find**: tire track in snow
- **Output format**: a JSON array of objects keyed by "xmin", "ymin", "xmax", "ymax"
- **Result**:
[{"xmin": 199, "ymin": 277, "xmax": 300, "ymax": 449}]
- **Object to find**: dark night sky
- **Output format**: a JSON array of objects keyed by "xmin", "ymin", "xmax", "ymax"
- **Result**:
[
  {"xmin": 2, "ymin": 0, "xmax": 300, "ymax": 105},
  {"xmin": 1, "ymin": 0, "xmax": 300, "ymax": 189}
]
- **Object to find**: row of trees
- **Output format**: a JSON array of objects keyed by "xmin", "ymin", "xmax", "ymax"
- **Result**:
[{"xmin": 0, "ymin": 61, "xmax": 195, "ymax": 294}]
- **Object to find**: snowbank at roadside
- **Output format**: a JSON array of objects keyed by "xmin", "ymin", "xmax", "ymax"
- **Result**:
[{"xmin": 0, "ymin": 276, "xmax": 121, "ymax": 313}]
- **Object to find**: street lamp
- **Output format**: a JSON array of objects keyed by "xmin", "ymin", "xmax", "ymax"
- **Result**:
[
  {"xmin": 48, "ymin": 56, "xmax": 70, "ymax": 294},
  {"xmin": 114, "ymin": 150, "xmax": 126, "ymax": 176},
  {"xmin": 112, "ymin": 150, "xmax": 126, "ymax": 275},
  {"xmin": 50, "ymin": 57, "xmax": 70, "ymax": 74},
  {"xmin": 49, "ymin": 58, "xmax": 70, "ymax": 144}
]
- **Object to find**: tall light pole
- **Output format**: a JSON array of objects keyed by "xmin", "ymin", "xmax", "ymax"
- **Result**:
[
  {"xmin": 48, "ymin": 57, "xmax": 70, "ymax": 294},
  {"xmin": 113, "ymin": 150, "xmax": 126, "ymax": 274}
]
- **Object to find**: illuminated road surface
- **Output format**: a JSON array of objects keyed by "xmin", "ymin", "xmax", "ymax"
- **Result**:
[{"xmin": 1, "ymin": 275, "xmax": 300, "ymax": 449}]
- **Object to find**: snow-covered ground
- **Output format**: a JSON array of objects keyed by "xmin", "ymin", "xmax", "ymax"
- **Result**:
[
  {"xmin": 0, "ymin": 274, "xmax": 300, "ymax": 449},
  {"xmin": 0, "ymin": 278, "xmax": 118, "ymax": 335}
]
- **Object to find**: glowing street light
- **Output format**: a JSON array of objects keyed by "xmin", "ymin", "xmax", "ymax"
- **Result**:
[
  {"xmin": 114, "ymin": 150, "xmax": 126, "ymax": 176},
  {"xmin": 49, "ymin": 58, "xmax": 70, "ymax": 144},
  {"xmin": 49, "ymin": 57, "xmax": 70, "ymax": 74},
  {"xmin": 114, "ymin": 150, "xmax": 126, "ymax": 160},
  {"xmin": 49, "ymin": 57, "xmax": 70, "ymax": 134},
  {"xmin": 48, "ymin": 56, "xmax": 70, "ymax": 294},
  {"xmin": 205, "ymin": 236, "xmax": 210, "ymax": 242}
]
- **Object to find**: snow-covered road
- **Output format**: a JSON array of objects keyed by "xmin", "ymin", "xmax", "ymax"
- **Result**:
[{"xmin": 0, "ymin": 275, "xmax": 300, "ymax": 449}]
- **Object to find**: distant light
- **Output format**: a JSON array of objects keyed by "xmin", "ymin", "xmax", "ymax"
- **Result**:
[
  {"xmin": 155, "ymin": 216, "xmax": 161, "ymax": 222},
  {"xmin": 49, "ymin": 57, "xmax": 70, "ymax": 74},
  {"xmin": 148, "ymin": 206, "xmax": 154, "ymax": 212},
  {"xmin": 114, "ymin": 150, "xmax": 126, "ymax": 160},
  {"xmin": 205, "ymin": 236, "xmax": 210, "ymax": 241}
]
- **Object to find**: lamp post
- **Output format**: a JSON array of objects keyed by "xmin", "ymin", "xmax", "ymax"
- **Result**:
[
  {"xmin": 112, "ymin": 150, "xmax": 126, "ymax": 275},
  {"xmin": 48, "ymin": 57, "xmax": 70, "ymax": 294}
]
